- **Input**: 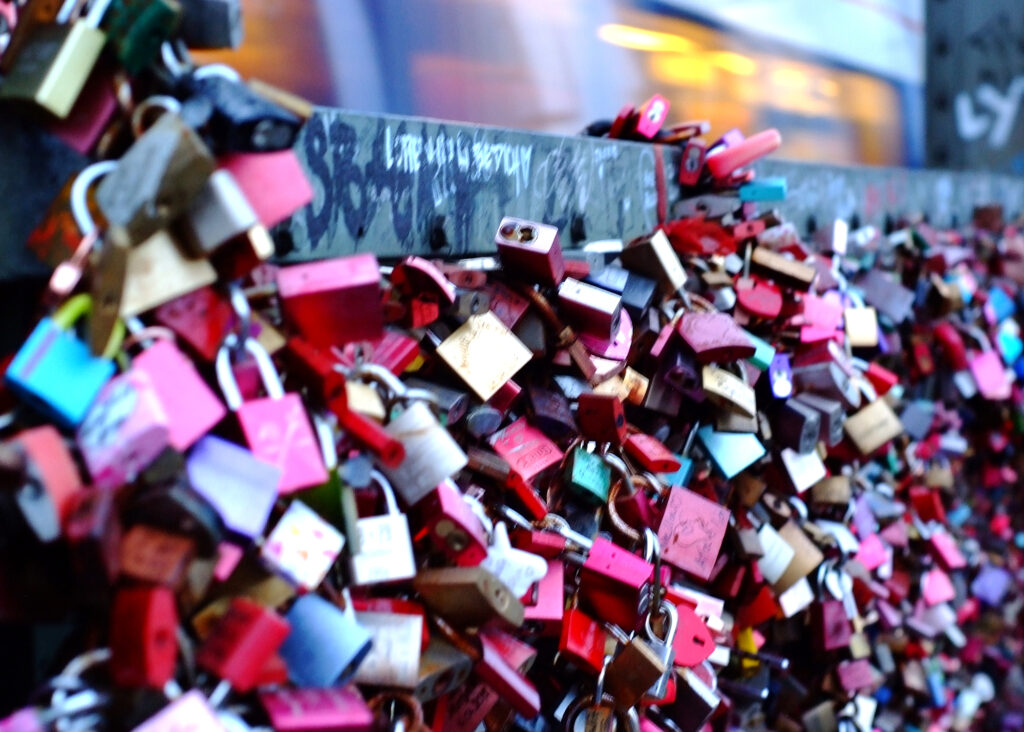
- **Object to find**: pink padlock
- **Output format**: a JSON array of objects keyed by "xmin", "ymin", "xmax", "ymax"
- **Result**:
[
  {"xmin": 217, "ymin": 336, "xmax": 327, "ymax": 494},
  {"xmin": 77, "ymin": 368, "xmax": 170, "ymax": 490},
  {"xmin": 259, "ymin": 686, "xmax": 373, "ymax": 731},
  {"xmin": 132, "ymin": 337, "xmax": 227, "ymax": 451}
]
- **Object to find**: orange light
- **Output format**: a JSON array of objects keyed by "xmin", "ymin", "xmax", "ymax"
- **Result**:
[
  {"xmin": 771, "ymin": 67, "xmax": 808, "ymax": 89},
  {"xmin": 597, "ymin": 24, "xmax": 696, "ymax": 54},
  {"xmin": 711, "ymin": 51, "xmax": 757, "ymax": 77}
]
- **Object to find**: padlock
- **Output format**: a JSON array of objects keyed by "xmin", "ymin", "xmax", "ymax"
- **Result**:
[
  {"xmin": 494, "ymin": 217, "xmax": 565, "ymax": 287},
  {"xmin": 119, "ymin": 523, "xmax": 194, "ymax": 587},
  {"xmin": 124, "ymin": 475, "xmax": 225, "ymax": 557},
  {"xmin": 413, "ymin": 566, "xmax": 524, "ymax": 628},
  {"xmin": 130, "ymin": 690, "xmax": 223, "ymax": 732},
  {"xmin": 131, "ymin": 336, "xmax": 226, "ymax": 450},
  {"xmin": 176, "ymin": 169, "xmax": 258, "ymax": 257},
  {"xmin": 436, "ymin": 311, "xmax": 533, "ymax": 401},
  {"xmin": 642, "ymin": 599, "xmax": 679, "ymax": 701},
  {"xmin": 525, "ymin": 384, "xmax": 576, "ymax": 438},
  {"xmin": 490, "ymin": 416, "xmax": 563, "ymax": 483},
  {"xmin": 352, "ymin": 609, "xmax": 423, "ymax": 689},
  {"xmin": 279, "ymin": 592, "xmax": 373, "ymax": 688},
  {"xmin": 564, "ymin": 446, "xmax": 611, "ymax": 505},
  {"xmin": 576, "ymin": 392, "xmax": 627, "ymax": 444},
  {"xmin": 414, "ymin": 479, "xmax": 488, "ymax": 567},
  {"xmin": 276, "ymin": 254, "xmax": 383, "ymax": 350},
  {"xmin": 521, "ymin": 559, "xmax": 564, "ymax": 637},
  {"xmin": 657, "ymin": 487, "xmax": 730, "ymax": 581},
  {"xmin": 557, "ymin": 277, "xmax": 622, "ymax": 341},
  {"xmin": 620, "ymin": 230, "xmax": 687, "ymax": 295},
  {"xmin": 197, "ymin": 597, "xmax": 290, "ymax": 694},
  {"xmin": 64, "ymin": 487, "xmax": 121, "ymax": 590},
  {"xmin": 76, "ymin": 367, "xmax": 169, "ymax": 489},
  {"xmin": 96, "ymin": 112, "xmax": 215, "ymax": 244},
  {"xmin": 101, "ymin": 0, "xmax": 180, "ymax": 75},
  {"xmin": 218, "ymin": 148, "xmax": 315, "ymax": 228},
  {"xmin": 584, "ymin": 265, "xmax": 657, "ymax": 322},
  {"xmin": 677, "ymin": 311, "xmax": 757, "ymax": 364},
  {"xmin": 348, "ymin": 471, "xmax": 416, "ymax": 586},
  {"xmin": 109, "ymin": 585, "xmax": 178, "ymax": 688},
  {"xmin": 217, "ymin": 336, "xmax": 327, "ymax": 494},
  {"xmin": 260, "ymin": 687, "xmax": 374, "ymax": 732},
  {"xmin": 843, "ymin": 399, "xmax": 903, "ymax": 455},
  {"xmin": 772, "ymin": 398, "xmax": 821, "ymax": 454},
  {"xmin": 624, "ymin": 432, "xmax": 682, "ymax": 474},
  {"xmin": 580, "ymin": 537, "xmax": 653, "ymax": 630},
  {"xmin": 794, "ymin": 391, "xmax": 843, "ymax": 446},
  {"xmin": 382, "ymin": 400, "xmax": 467, "ymax": 505},
  {"xmin": 0, "ymin": 0, "xmax": 63, "ymax": 74},
  {"xmin": 261, "ymin": 500, "xmax": 345, "ymax": 590},
  {"xmin": 6, "ymin": 294, "xmax": 121, "ymax": 428},
  {"xmin": 177, "ymin": 0, "xmax": 242, "ymax": 48},
  {"xmin": 46, "ymin": 56, "xmax": 124, "ymax": 155},
  {"xmin": 185, "ymin": 435, "xmax": 280, "ymax": 539},
  {"xmin": 605, "ymin": 634, "xmax": 667, "ymax": 710},
  {"xmin": 557, "ymin": 607, "xmax": 606, "ymax": 674},
  {"xmin": 180, "ymin": 71, "xmax": 302, "ymax": 153},
  {"xmin": 678, "ymin": 138, "xmax": 708, "ymax": 187},
  {"xmin": 701, "ymin": 364, "xmax": 756, "ymax": 418},
  {"xmin": 0, "ymin": 0, "xmax": 112, "ymax": 118},
  {"xmin": 750, "ymin": 246, "xmax": 816, "ymax": 291},
  {"xmin": 414, "ymin": 636, "xmax": 473, "ymax": 702}
]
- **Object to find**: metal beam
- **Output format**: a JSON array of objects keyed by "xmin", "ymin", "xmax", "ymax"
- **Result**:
[{"xmin": 282, "ymin": 108, "xmax": 1024, "ymax": 262}]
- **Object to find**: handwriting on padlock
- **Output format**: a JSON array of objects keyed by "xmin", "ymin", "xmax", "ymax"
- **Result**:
[{"xmin": 480, "ymin": 523, "xmax": 547, "ymax": 598}]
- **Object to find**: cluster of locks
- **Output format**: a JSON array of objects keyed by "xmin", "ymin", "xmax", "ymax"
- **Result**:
[{"xmin": 1, "ymin": 1, "xmax": 1023, "ymax": 731}]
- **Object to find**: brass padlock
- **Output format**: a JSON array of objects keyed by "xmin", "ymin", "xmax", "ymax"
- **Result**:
[{"xmin": 413, "ymin": 566, "xmax": 525, "ymax": 629}]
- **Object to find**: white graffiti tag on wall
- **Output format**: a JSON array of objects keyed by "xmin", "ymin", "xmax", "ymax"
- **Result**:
[{"xmin": 955, "ymin": 78, "xmax": 1024, "ymax": 149}]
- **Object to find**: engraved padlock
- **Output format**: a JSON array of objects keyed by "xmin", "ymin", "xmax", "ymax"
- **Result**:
[{"xmin": 349, "ymin": 470, "xmax": 416, "ymax": 586}]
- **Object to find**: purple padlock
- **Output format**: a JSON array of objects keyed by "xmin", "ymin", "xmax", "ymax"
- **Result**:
[{"xmin": 186, "ymin": 435, "xmax": 280, "ymax": 539}]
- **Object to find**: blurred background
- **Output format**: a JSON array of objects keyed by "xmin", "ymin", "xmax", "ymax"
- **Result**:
[{"xmin": 199, "ymin": 0, "xmax": 925, "ymax": 167}]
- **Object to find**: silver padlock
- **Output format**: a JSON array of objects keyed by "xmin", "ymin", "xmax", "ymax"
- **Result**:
[
  {"xmin": 349, "ymin": 471, "xmax": 417, "ymax": 586},
  {"xmin": 178, "ymin": 169, "xmax": 258, "ymax": 256}
]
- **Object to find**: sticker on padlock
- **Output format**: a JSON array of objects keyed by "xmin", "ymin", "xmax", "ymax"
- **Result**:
[
  {"xmin": 352, "ymin": 610, "xmax": 423, "ymax": 689},
  {"xmin": 217, "ymin": 336, "xmax": 327, "ymax": 494},
  {"xmin": 77, "ymin": 368, "xmax": 169, "ymax": 490},
  {"xmin": 349, "ymin": 471, "xmax": 416, "ymax": 586},
  {"xmin": 261, "ymin": 499, "xmax": 344, "ymax": 590}
]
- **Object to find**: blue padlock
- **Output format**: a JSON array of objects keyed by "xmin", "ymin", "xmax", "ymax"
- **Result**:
[
  {"xmin": 279, "ymin": 592, "xmax": 373, "ymax": 688},
  {"xmin": 5, "ymin": 294, "xmax": 124, "ymax": 428}
]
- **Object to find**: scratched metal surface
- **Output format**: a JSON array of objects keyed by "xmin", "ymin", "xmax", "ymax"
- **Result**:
[{"xmin": 281, "ymin": 108, "xmax": 1024, "ymax": 262}]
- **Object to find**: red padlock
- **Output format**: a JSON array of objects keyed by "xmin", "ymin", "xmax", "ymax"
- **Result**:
[
  {"xmin": 110, "ymin": 586, "xmax": 178, "ymax": 688},
  {"xmin": 558, "ymin": 607, "xmax": 606, "ymax": 674},
  {"xmin": 521, "ymin": 559, "xmax": 565, "ymax": 637},
  {"xmin": 277, "ymin": 254, "xmax": 384, "ymax": 350},
  {"xmin": 576, "ymin": 393, "xmax": 627, "ymax": 445},
  {"xmin": 414, "ymin": 480, "xmax": 489, "ymax": 567},
  {"xmin": 624, "ymin": 432, "xmax": 682, "ymax": 474},
  {"xmin": 197, "ymin": 598, "xmax": 291, "ymax": 692}
]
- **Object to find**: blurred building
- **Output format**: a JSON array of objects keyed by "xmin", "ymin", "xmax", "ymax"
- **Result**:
[{"xmin": 200, "ymin": 0, "xmax": 924, "ymax": 167}]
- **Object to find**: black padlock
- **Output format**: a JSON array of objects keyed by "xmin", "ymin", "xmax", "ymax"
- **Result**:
[{"xmin": 179, "ymin": 73, "xmax": 302, "ymax": 153}]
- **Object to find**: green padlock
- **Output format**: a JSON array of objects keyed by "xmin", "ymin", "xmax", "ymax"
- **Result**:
[
  {"xmin": 565, "ymin": 446, "xmax": 611, "ymax": 505},
  {"xmin": 102, "ymin": 0, "xmax": 182, "ymax": 76}
]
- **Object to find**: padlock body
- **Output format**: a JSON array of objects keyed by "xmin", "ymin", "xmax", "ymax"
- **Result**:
[
  {"xmin": 77, "ymin": 369, "xmax": 170, "ymax": 489},
  {"xmin": 237, "ymin": 392, "xmax": 327, "ymax": 494},
  {"xmin": 277, "ymin": 254, "xmax": 383, "ymax": 349},
  {"xmin": 6, "ymin": 317, "xmax": 115, "ymax": 428}
]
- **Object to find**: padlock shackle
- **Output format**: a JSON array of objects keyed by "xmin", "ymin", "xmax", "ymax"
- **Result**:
[
  {"xmin": 130, "ymin": 96, "xmax": 182, "ymax": 139},
  {"xmin": 70, "ymin": 161, "xmax": 117, "ymax": 235},
  {"xmin": 216, "ymin": 336, "xmax": 284, "ymax": 410},
  {"xmin": 313, "ymin": 413, "xmax": 338, "ymax": 470},
  {"xmin": 51, "ymin": 294, "xmax": 126, "ymax": 360},
  {"xmin": 368, "ymin": 469, "xmax": 400, "ymax": 516}
]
